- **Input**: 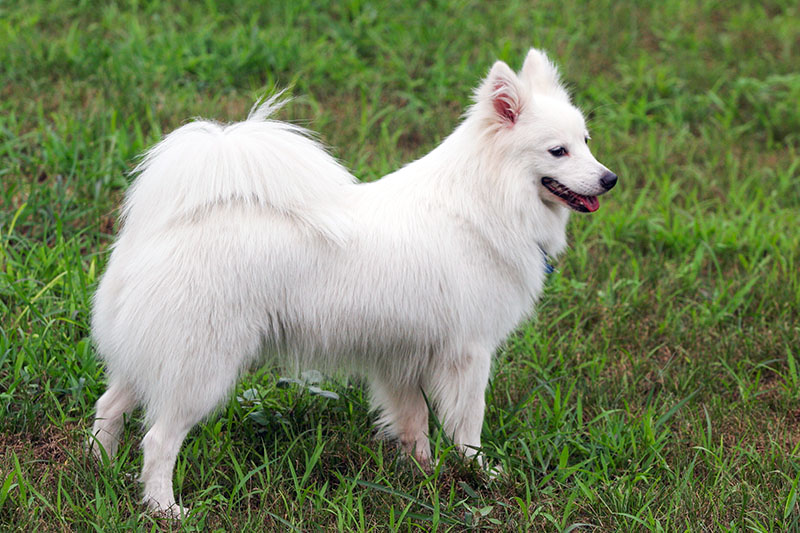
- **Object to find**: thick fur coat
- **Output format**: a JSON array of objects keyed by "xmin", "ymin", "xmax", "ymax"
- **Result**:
[{"xmin": 90, "ymin": 48, "xmax": 617, "ymax": 514}]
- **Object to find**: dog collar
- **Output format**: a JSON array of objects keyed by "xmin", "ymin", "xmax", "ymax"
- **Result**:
[{"xmin": 539, "ymin": 246, "xmax": 555, "ymax": 275}]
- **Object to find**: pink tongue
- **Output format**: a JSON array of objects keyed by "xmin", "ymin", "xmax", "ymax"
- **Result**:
[{"xmin": 580, "ymin": 195, "xmax": 600, "ymax": 212}]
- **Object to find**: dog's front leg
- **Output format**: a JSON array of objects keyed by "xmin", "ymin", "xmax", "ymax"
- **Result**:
[
  {"xmin": 370, "ymin": 377, "xmax": 432, "ymax": 466},
  {"xmin": 429, "ymin": 347, "xmax": 491, "ymax": 463}
]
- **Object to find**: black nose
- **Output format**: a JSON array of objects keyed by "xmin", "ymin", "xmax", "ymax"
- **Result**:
[{"xmin": 600, "ymin": 171, "xmax": 618, "ymax": 191}]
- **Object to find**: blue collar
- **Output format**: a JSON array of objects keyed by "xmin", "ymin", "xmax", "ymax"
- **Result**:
[{"xmin": 539, "ymin": 246, "xmax": 555, "ymax": 275}]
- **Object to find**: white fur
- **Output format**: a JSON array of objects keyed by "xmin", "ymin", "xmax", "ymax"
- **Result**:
[{"xmin": 90, "ymin": 48, "xmax": 615, "ymax": 514}]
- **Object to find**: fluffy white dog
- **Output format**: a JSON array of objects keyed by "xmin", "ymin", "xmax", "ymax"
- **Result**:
[{"xmin": 90, "ymin": 48, "xmax": 617, "ymax": 514}]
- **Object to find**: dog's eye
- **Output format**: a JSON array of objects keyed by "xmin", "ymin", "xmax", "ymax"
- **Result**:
[
  {"xmin": 548, "ymin": 147, "xmax": 568, "ymax": 157},
  {"xmin": 584, "ymin": 136, "xmax": 589, "ymax": 144}
]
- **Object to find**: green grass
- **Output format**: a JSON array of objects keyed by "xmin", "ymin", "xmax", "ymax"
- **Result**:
[{"xmin": 1, "ymin": 0, "xmax": 799, "ymax": 530}]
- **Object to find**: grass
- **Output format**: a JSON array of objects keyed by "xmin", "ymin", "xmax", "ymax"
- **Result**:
[{"xmin": 1, "ymin": 0, "xmax": 798, "ymax": 530}]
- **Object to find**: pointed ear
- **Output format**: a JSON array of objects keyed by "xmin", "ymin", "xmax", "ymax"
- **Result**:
[
  {"xmin": 479, "ymin": 60, "xmax": 524, "ymax": 125},
  {"xmin": 521, "ymin": 48, "xmax": 570, "ymax": 100}
]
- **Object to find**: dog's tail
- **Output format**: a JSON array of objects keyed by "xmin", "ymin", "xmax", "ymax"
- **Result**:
[{"xmin": 119, "ymin": 93, "xmax": 358, "ymax": 244}]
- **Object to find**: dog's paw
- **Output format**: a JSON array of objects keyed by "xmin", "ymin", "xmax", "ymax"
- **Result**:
[
  {"xmin": 484, "ymin": 463, "xmax": 504, "ymax": 480},
  {"xmin": 142, "ymin": 496, "xmax": 190, "ymax": 520},
  {"xmin": 413, "ymin": 453, "xmax": 438, "ymax": 473}
]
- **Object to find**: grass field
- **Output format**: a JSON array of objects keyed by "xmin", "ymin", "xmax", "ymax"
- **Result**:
[{"xmin": 1, "ymin": 0, "xmax": 799, "ymax": 530}]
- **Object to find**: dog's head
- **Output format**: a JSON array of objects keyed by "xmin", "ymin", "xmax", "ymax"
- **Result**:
[{"xmin": 473, "ymin": 48, "xmax": 617, "ymax": 213}]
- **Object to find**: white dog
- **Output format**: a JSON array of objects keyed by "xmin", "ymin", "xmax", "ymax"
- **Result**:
[{"xmin": 90, "ymin": 48, "xmax": 617, "ymax": 514}]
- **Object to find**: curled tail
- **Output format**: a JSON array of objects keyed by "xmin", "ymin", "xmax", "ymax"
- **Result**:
[{"xmin": 119, "ymin": 94, "xmax": 358, "ymax": 244}]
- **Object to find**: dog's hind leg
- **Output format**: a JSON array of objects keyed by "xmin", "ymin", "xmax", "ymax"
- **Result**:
[
  {"xmin": 428, "ymin": 347, "xmax": 492, "ymax": 462},
  {"xmin": 139, "ymin": 413, "xmax": 195, "ymax": 516},
  {"xmin": 138, "ymin": 351, "xmax": 244, "ymax": 516},
  {"xmin": 139, "ymin": 395, "xmax": 229, "ymax": 516},
  {"xmin": 90, "ymin": 380, "xmax": 138, "ymax": 461},
  {"xmin": 369, "ymin": 377, "xmax": 431, "ymax": 466}
]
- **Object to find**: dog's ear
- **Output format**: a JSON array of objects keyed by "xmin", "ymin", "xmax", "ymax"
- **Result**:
[
  {"xmin": 521, "ymin": 48, "xmax": 570, "ymax": 101},
  {"xmin": 477, "ymin": 61, "xmax": 524, "ymax": 125}
]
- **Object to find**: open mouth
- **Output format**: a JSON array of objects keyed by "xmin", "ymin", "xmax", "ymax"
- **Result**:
[{"xmin": 541, "ymin": 177, "xmax": 599, "ymax": 213}]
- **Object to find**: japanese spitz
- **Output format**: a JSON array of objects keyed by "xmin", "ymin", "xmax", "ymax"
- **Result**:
[{"xmin": 90, "ymin": 48, "xmax": 617, "ymax": 514}]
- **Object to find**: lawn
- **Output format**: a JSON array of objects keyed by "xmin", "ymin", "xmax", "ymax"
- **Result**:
[{"xmin": 1, "ymin": 0, "xmax": 798, "ymax": 530}]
